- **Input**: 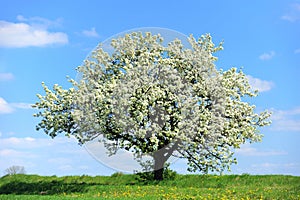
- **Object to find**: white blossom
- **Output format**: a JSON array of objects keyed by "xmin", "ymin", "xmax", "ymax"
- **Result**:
[{"xmin": 33, "ymin": 31, "xmax": 271, "ymax": 174}]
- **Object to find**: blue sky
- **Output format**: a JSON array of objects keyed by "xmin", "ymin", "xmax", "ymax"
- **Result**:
[{"xmin": 0, "ymin": 0, "xmax": 300, "ymax": 176}]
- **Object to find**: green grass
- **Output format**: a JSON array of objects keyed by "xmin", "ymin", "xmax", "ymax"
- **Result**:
[{"xmin": 0, "ymin": 174, "xmax": 299, "ymax": 199}]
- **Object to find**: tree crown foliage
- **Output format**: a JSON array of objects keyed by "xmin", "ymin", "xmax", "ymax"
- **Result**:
[{"xmin": 33, "ymin": 32, "xmax": 271, "ymax": 175}]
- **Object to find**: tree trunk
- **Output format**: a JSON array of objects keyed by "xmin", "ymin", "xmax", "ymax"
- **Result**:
[
  {"xmin": 153, "ymin": 141, "xmax": 179, "ymax": 181},
  {"xmin": 153, "ymin": 151, "xmax": 165, "ymax": 181},
  {"xmin": 154, "ymin": 166, "xmax": 164, "ymax": 181}
]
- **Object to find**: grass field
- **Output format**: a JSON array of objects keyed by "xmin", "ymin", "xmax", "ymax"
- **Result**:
[{"xmin": 0, "ymin": 173, "xmax": 299, "ymax": 199}]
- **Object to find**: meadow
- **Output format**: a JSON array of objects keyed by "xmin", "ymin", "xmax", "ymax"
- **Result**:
[{"xmin": 0, "ymin": 173, "xmax": 299, "ymax": 199}]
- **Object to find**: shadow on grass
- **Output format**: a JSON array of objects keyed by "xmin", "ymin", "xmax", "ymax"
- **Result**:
[{"xmin": 0, "ymin": 180, "xmax": 91, "ymax": 195}]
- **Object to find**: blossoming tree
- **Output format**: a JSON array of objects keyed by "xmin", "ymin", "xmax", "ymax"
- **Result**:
[{"xmin": 33, "ymin": 32, "xmax": 271, "ymax": 180}]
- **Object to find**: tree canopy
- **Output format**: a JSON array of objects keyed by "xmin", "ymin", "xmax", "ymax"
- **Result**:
[
  {"xmin": 4, "ymin": 166, "xmax": 26, "ymax": 176},
  {"xmin": 33, "ymin": 32, "xmax": 271, "ymax": 180}
]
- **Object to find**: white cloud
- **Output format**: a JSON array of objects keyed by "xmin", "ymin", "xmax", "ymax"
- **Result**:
[
  {"xmin": 82, "ymin": 27, "xmax": 99, "ymax": 37},
  {"xmin": 235, "ymin": 144, "xmax": 287, "ymax": 156},
  {"xmin": 271, "ymin": 107, "xmax": 300, "ymax": 120},
  {"xmin": 16, "ymin": 15, "xmax": 63, "ymax": 29},
  {"xmin": 0, "ymin": 16, "xmax": 68, "ymax": 48},
  {"xmin": 48, "ymin": 157, "xmax": 72, "ymax": 163},
  {"xmin": 0, "ymin": 149, "xmax": 36, "ymax": 158},
  {"xmin": 246, "ymin": 75, "xmax": 274, "ymax": 92},
  {"xmin": 273, "ymin": 119, "xmax": 300, "ymax": 132},
  {"xmin": 0, "ymin": 137, "xmax": 37, "ymax": 148},
  {"xmin": 250, "ymin": 162, "xmax": 300, "ymax": 175},
  {"xmin": 271, "ymin": 107, "xmax": 300, "ymax": 132},
  {"xmin": 58, "ymin": 165, "xmax": 74, "ymax": 171},
  {"xmin": 259, "ymin": 51, "xmax": 275, "ymax": 60},
  {"xmin": 16, "ymin": 15, "xmax": 27, "ymax": 21},
  {"xmin": 0, "ymin": 136, "xmax": 104, "ymax": 176},
  {"xmin": 10, "ymin": 102, "xmax": 33, "ymax": 109},
  {"xmin": 0, "ymin": 97, "xmax": 33, "ymax": 114},
  {"xmin": 294, "ymin": 49, "xmax": 300, "ymax": 54},
  {"xmin": 281, "ymin": 3, "xmax": 300, "ymax": 22},
  {"xmin": 0, "ymin": 136, "xmax": 78, "ymax": 149},
  {"xmin": 0, "ymin": 97, "xmax": 14, "ymax": 114},
  {"xmin": 281, "ymin": 15, "xmax": 300, "ymax": 22},
  {"xmin": 0, "ymin": 73, "xmax": 14, "ymax": 81},
  {"xmin": 79, "ymin": 165, "xmax": 89, "ymax": 170}
]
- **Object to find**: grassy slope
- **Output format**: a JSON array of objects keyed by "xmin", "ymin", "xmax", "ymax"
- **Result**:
[{"xmin": 0, "ymin": 174, "xmax": 299, "ymax": 199}]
